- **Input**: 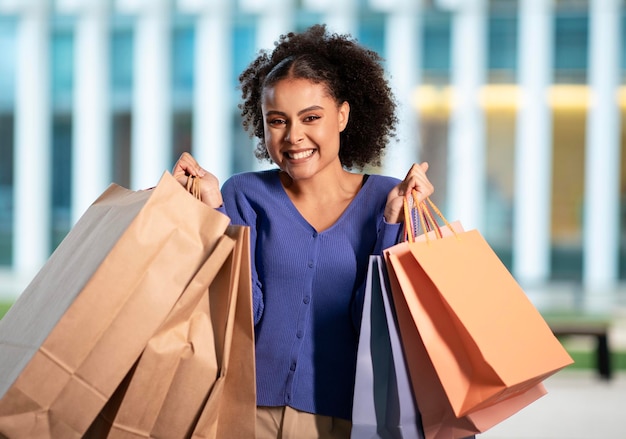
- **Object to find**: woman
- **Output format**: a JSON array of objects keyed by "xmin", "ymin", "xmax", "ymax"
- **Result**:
[{"xmin": 174, "ymin": 24, "xmax": 433, "ymax": 438}]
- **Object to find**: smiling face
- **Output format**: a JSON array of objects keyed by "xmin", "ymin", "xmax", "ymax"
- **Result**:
[{"xmin": 261, "ymin": 78, "xmax": 350, "ymax": 182}]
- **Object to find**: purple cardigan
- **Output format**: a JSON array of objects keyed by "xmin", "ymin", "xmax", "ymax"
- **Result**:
[{"xmin": 221, "ymin": 169, "xmax": 402, "ymax": 420}]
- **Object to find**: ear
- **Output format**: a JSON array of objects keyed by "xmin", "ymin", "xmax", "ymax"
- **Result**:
[{"xmin": 338, "ymin": 101, "xmax": 350, "ymax": 132}]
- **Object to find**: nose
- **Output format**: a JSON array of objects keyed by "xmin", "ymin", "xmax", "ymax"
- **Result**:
[{"xmin": 284, "ymin": 122, "xmax": 304, "ymax": 144}]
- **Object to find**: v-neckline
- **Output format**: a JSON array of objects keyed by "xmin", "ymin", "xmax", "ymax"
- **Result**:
[{"xmin": 273, "ymin": 171, "xmax": 370, "ymax": 234}]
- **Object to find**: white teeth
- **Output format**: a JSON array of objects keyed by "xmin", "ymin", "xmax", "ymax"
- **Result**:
[{"xmin": 289, "ymin": 150, "xmax": 314, "ymax": 160}]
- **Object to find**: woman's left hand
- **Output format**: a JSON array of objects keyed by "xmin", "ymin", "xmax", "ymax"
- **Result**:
[{"xmin": 384, "ymin": 162, "xmax": 434, "ymax": 224}]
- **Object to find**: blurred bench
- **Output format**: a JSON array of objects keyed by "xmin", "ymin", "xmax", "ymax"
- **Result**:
[{"xmin": 548, "ymin": 319, "xmax": 612, "ymax": 380}]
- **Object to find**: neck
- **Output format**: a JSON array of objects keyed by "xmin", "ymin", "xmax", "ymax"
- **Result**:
[{"xmin": 280, "ymin": 166, "xmax": 362, "ymax": 203}]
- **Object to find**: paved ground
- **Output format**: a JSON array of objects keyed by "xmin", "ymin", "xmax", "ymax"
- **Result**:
[{"xmin": 481, "ymin": 370, "xmax": 626, "ymax": 439}]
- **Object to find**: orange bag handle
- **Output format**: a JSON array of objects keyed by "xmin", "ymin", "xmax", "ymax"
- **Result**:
[
  {"xmin": 186, "ymin": 175, "xmax": 201, "ymax": 200},
  {"xmin": 403, "ymin": 190, "xmax": 458, "ymax": 243},
  {"xmin": 414, "ymin": 191, "xmax": 442, "ymax": 240},
  {"xmin": 404, "ymin": 192, "xmax": 437, "ymax": 243}
]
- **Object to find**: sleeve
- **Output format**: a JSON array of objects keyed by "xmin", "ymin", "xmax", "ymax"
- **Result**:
[
  {"xmin": 352, "ymin": 211, "xmax": 404, "ymax": 333},
  {"xmin": 221, "ymin": 177, "xmax": 265, "ymax": 324},
  {"xmin": 371, "ymin": 175, "xmax": 405, "ymax": 255},
  {"xmin": 372, "ymin": 217, "xmax": 404, "ymax": 255}
]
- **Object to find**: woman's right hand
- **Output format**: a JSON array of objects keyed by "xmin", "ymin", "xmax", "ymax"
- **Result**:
[{"xmin": 172, "ymin": 152, "xmax": 223, "ymax": 208}]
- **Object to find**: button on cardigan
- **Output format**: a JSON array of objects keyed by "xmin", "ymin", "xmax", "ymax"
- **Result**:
[{"xmin": 221, "ymin": 169, "xmax": 403, "ymax": 421}]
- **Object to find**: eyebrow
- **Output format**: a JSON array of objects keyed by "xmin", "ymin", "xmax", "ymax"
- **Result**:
[{"xmin": 265, "ymin": 105, "xmax": 324, "ymax": 117}]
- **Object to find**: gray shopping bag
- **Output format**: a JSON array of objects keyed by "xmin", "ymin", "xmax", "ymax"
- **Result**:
[{"xmin": 351, "ymin": 255, "xmax": 424, "ymax": 439}]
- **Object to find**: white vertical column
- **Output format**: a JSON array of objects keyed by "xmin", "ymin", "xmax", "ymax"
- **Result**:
[
  {"xmin": 1, "ymin": 0, "xmax": 52, "ymax": 276},
  {"xmin": 583, "ymin": 0, "xmax": 621, "ymax": 296},
  {"xmin": 370, "ymin": 0, "xmax": 422, "ymax": 177},
  {"xmin": 513, "ymin": 0, "xmax": 554, "ymax": 287},
  {"xmin": 240, "ymin": 0, "xmax": 294, "ymax": 171},
  {"xmin": 240, "ymin": 0, "xmax": 294, "ymax": 52},
  {"xmin": 179, "ymin": 0, "xmax": 233, "ymax": 185},
  {"xmin": 304, "ymin": 0, "xmax": 358, "ymax": 35},
  {"xmin": 58, "ymin": 0, "xmax": 111, "ymax": 224},
  {"xmin": 117, "ymin": 0, "xmax": 172, "ymax": 189},
  {"xmin": 442, "ymin": 0, "xmax": 487, "ymax": 230}
]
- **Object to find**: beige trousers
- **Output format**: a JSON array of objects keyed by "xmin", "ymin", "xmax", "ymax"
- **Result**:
[{"xmin": 255, "ymin": 406, "xmax": 351, "ymax": 439}]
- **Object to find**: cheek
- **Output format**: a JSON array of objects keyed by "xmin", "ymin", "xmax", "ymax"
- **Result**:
[{"xmin": 264, "ymin": 129, "xmax": 279, "ymax": 149}]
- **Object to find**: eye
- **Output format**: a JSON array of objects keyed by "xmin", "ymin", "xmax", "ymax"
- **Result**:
[
  {"xmin": 303, "ymin": 115, "xmax": 321, "ymax": 123},
  {"xmin": 268, "ymin": 118, "xmax": 286, "ymax": 126}
]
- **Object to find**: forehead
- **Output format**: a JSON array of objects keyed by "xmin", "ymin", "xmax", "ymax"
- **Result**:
[{"xmin": 261, "ymin": 78, "xmax": 333, "ymax": 105}]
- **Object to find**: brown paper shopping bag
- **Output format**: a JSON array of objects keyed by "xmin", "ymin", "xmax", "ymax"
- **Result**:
[
  {"xmin": 0, "ymin": 172, "xmax": 230, "ymax": 439},
  {"xmin": 86, "ymin": 225, "xmax": 256, "ymax": 439},
  {"xmin": 84, "ymin": 234, "xmax": 237, "ymax": 438},
  {"xmin": 191, "ymin": 225, "xmax": 256, "ymax": 439},
  {"xmin": 383, "ymin": 197, "xmax": 573, "ymax": 438}
]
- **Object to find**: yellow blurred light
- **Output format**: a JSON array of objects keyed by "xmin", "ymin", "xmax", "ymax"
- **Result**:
[
  {"xmin": 412, "ymin": 84, "xmax": 626, "ymax": 113},
  {"xmin": 478, "ymin": 84, "xmax": 520, "ymax": 110},
  {"xmin": 548, "ymin": 85, "xmax": 589, "ymax": 110}
]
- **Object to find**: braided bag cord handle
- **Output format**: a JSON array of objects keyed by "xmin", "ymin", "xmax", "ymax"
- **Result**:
[{"xmin": 403, "ymin": 191, "xmax": 459, "ymax": 243}]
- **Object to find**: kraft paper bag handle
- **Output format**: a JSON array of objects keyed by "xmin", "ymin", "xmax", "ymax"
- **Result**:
[
  {"xmin": 404, "ymin": 192, "xmax": 459, "ymax": 244},
  {"xmin": 186, "ymin": 175, "xmax": 201, "ymax": 200}
]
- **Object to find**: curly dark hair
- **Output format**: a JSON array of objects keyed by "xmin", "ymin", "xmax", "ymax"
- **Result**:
[{"xmin": 238, "ymin": 24, "xmax": 398, "ymax": 170}]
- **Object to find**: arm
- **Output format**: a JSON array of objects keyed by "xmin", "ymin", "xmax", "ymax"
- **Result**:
[
  {"xmin": 172, "ymin": 153, "xmax": 264, "ymax": 323},
  {"xmin": 375, "ymin": 162, "xmax": 435, "ymax": 253},
  {"xmin": 353, "ymin": 166, "xmax": 435, "ymax": 330},
  {"xmin": 221, "ymin": 177, "xmax": 265, "ymax": 324},
  {"xmin": 373, "ymin": 217, "xmax": 404, "ymax": 255}
]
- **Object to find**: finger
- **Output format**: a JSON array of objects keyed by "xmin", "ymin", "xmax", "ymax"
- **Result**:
[
  {"xmin": 408, "ymin": 165, "xmax": 434, "ymax": 201},
  {"xmin": 173, "ymin": 152, "xmax": 206, "ymax": 177},
  {"xmin": 398, "ymin": 163, "xmax": 427, "ymax": 195}
]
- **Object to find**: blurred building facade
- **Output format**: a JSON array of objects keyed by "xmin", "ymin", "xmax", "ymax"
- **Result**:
[{"xmin": 0, "ymin": 0, "xmax": 625, "ymax": 306}]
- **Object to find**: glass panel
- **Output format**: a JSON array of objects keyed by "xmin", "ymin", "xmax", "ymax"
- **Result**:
[
  {"xmin": 0, "ymin": 114, "xmax": 13, "ymax": 266},
  {"xmin": 51, "ymin": 113, "xmax": 72, "ymax": 251},
  {"xmin": 171, "ymin": 22, "xmax": 194, "ymax": 167},
  {"xmin": 110, "ymin": 22, "xmax": 133, "ymax": 187},
  {"xmin": 232, "ymin": 17, "xmax": 257, "ymax": 94},
  {"xmin": 551, "ymin": 104, "xmax": 586, "ymax": 280},
  {"xmin": 422, "ymin": 9, "xmax": 451, "ymax": 83},
  {"xmin": 484, "ymin": 103, "xmax": 516, "ymax": 268},
  {"xmin": 112, "ymin": 112, "xmax": 132, "ymax": 188},
  {"xmin": 0, "ymin": 18, "xmax": 15, "ymax": 266},
  {"xmin": 172, "ymin": 25, "xmax": 194, "ymax": 98},
  {"xmin": 51, "ymin": 29, "xmax": 74, "ymax": 110},
  {"xmin": 488, "ymin": 13, "xmax": 517, "ymax": 83},
  {"xmin": 110, "ymin": 25, "xmax": 133, "ymax": 111},
  {"xmin": 358, "ymin": 12, "xmax": 385, "ymax": 56},
  {"xmin": 619, "ymin": 106, "xmax": 626, "ymax": 280},
  {"xmin": 172, "ymin": 111, "xmax": 192, "ymax": 166},
  {"xmin": 50, "ymin": 29, "xmax": 73, "ymax": 250},
  {"xmin": 623, "ymin": 12, "xmax": 626, "ymax": 76},
  {"xmin": 232, "ymin": 111, "xmax": 255, "ymax": 174},
  {"xmin": 0, "ymin": 18, "xmax": 16, "ymax": 110},
  {"xmin": 232, "ymin": 17, "xmax": 259, "ymax": 172},
  {"xmin": 554, "ymin": 12, "xmax": 588, "ymax": 83}
]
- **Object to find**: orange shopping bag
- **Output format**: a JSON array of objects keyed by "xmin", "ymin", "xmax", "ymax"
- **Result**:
[{"xmin": 384, "ymin": 196, "xmax": 573, "ymax": 439}]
